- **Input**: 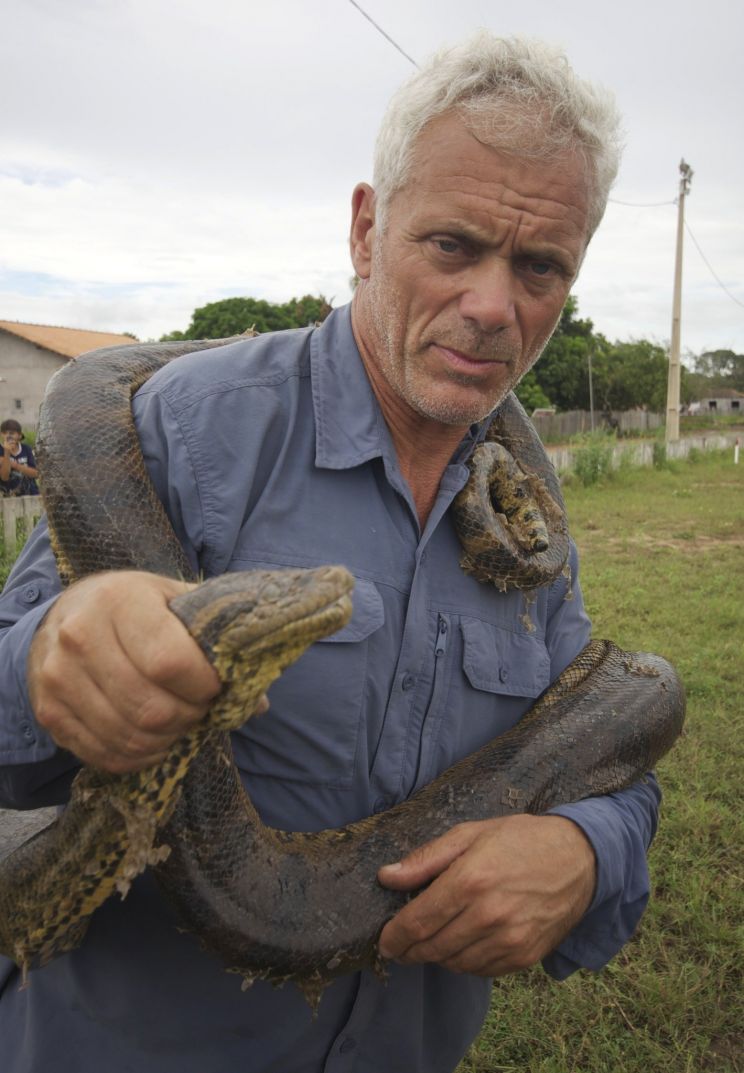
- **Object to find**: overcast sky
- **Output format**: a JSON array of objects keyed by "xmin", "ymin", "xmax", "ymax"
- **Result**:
[{"xmin": 2, "ymin": 0, "xmax": 742, "ymax": 359}]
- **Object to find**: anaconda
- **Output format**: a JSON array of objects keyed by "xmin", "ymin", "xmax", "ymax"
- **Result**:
[{"xmin": 0, "ymin": 336, "xmax": 685, "ymax": 1004}]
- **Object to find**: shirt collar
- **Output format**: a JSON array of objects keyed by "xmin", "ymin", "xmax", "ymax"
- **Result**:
[
  {"xmin": 311, "ymin": 304, "xmax": 389, "ymax": 471},
  {"xmin": 310, "ymin": 303, "xmax": 494, "ymax": 471}
]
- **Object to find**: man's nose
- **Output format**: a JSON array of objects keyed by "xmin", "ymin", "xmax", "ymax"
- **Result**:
[{"xmin": 457, "ymin": 258, "xmax": 517, "ymax": 333}]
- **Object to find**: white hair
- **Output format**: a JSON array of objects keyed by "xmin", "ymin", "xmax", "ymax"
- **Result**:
[{"xmin": 373, "ymin": 33, "xmax": 623, "ymax": 239}]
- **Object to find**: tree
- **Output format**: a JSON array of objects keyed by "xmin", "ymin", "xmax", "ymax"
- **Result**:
[
  {"xmin": 529, "ymin": 295, "xmax": 680, "ymax": 413},
  {"xmin": 533, "ymin": 332, "xmax": 594, "ymax": 411},
  {"xmin": 160, "ymin": 295, "xmax": 332, "ymax": 341},
  {"xmin": 527, "ymin": 294, "xmax": 597, "ymax": 411},
  {"xmin": 692, "ymin": 349, "xmax": 744, "ymax": 393},
  {"xmin": 514, "ymin": 370, "xmax": 552, "ymax": 413},
  {"xmin": 600, "ymin": 340, "xmax": 670, "ymax": 412}
]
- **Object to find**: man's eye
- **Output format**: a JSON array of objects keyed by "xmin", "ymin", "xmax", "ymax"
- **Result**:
[
  {"xmin": 433, "ymin": 237, "xmax": 464, "ymax": 255},
  {"xmin": 529, "ymin": 261, "xmax": 555, "ymax": 276}
]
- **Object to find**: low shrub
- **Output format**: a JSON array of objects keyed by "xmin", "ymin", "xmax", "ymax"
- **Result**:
[{"xmin": 571, "ymin": 432, "xmax": 615, "ymax": 486}]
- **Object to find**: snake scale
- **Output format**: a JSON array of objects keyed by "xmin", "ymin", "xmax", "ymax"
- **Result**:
[{"xmin": 0, "ymin": 334, "xmax": 685, "ymax": 1005}]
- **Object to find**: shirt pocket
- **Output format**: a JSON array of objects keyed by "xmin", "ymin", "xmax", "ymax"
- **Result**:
[
  {"xmin": 460, "ymin": 616, "xmax": 551, "ymax": 699},
  {"xmin": 231, "ymin": 576, "xmax": 385, "ymax": 788}
]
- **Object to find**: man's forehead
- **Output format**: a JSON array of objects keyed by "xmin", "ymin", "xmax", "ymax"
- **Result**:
[
  {"xmin": 387, "ymin": 114, "xmax": 590, "ymax": 249},
  {"xmin": 408, "ymin": 112, "xmax": 587, "ymax": 191}
]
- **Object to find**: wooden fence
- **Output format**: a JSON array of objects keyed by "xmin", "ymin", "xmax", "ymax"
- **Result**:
[
  {"xmin": 0, "ymin": 496, "xmax": 43, "ymax": 551},
  {"xmin": 531, "ymin": 408, "xmax": 664, "ymax": 441}
]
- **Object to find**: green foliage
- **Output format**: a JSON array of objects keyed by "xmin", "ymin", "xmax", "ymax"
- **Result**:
[
  {"xmin": 534, "ymin": 332, "xmax": 674, "ymax": 416},
  {"xmin": 535, "ymin": 331, "xmax": 593, "ymax": 411},
  {"xmin": 514, "ymin": 371, "xmax": 552, "ymax": 413},
  {"xmin": 570, "ymin": 431, "xmax": 615, "ymax": 485},
  {"xmin": 691, "ymin": 348, "xmax": 744, "ymax": 392},
  {"xmin": 684, "ymin": 348, "xmax": 744, "ymax": 403},
  {"xmin": 652, "ymin": 441, "xmax": 668, "ymax": 469},
  {"xmin": 680, "ymin": 412, "xmax": 743, "ymax": 434},
  {"xmin": 602, "ymin": 339, "xmax": 671, "ymax": 412},
  {"xmin": 160, "ymin": 294, "xmax": 332, "ymax": 341},
  {"xmin": 530, "ymin": 296, "xmax": 675, "ymax": 415}
]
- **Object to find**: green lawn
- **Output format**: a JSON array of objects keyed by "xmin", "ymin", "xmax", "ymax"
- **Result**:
[{"xmin": 459, "ymin": 451, "xmax": 744, "ymax": 1073}]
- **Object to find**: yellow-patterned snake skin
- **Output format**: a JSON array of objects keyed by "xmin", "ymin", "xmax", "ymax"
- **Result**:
[{"xmin": 0, "ymin": 337, "xmax": 685, "ymax": 1005}]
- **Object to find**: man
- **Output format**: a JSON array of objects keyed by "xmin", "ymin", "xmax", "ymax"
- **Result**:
[{"xmin": 0, "ymin": 34, "xmax": 659, "ymax": 1073}]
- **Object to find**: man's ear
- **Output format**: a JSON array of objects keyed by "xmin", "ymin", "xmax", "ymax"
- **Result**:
[{"xmin": 349, "ymin": 183, "xmax": 376, "ymax": 280}]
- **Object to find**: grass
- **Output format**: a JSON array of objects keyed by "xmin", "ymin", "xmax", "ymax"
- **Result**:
[
  {"xmin": 0, "ymin": 533, "xmax": 28, "ymax": 588},
  {"xmin": 459, "ymin": 450, "xmax": 744, "ymax": 1072}
]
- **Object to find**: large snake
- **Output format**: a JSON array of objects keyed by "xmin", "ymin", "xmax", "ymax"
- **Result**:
[{"xmin": 0, "ymin": 335, "xmax": 685, "ymax": 1006}]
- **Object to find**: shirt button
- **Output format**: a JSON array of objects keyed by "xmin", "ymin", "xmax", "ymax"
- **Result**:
[
  {"xmin": 20, "ymin": 722, "xmax": 36, "ymax": 743},
  {"xmin": 373, "ymin": 797, "xmax": 390, "ymax": 814},
  {"xmin": 22, "ymin": 584, "xmax": 40, "ymax": 603},
  {"xmin": 498, "ymin": 667, "xmax": 509, "ymax": 683},
  {"xmin": 339, "ymin": 1038, "xmax": 356, "ymax": 1053},
  {"xmin": 401, "ymin": 673, "xmax": 415, "ymax": 691}
]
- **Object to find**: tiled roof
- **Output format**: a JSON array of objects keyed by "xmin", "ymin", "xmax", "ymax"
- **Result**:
[
  {"xmin": 701, "ymin": 388, "xmax": 744, "ymax": 400},
  {"xmin": 0, "ymin": 320, "xmax": 138, "ymax": 359}
]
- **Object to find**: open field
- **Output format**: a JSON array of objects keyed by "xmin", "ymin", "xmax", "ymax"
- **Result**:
[{"xmin": 459, "ymin": 450, "xmax": 743, "ymax": 1073}]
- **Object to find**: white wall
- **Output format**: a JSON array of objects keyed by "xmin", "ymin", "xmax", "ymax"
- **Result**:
[{"xmin": 0, "ymin": 332, "xmax": 65, "ymax": 431}]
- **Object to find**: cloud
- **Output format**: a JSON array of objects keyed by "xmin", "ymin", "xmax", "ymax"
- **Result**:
[{"xmin": 1, "ymin": 0, "xmax": 742, "ymax": 352}]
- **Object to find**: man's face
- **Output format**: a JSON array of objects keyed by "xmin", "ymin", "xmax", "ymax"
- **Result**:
[
  {"xmin": 351, "ymin": 112, "xmax": 591, "ymax": 428},
  {"xmin": 3, "ymin": 431, "xmax": 20, "ymax": 449}
]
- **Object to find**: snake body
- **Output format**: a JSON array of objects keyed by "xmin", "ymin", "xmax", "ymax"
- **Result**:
[{"xmin": 0, "ymin": 335, "xmax": 685, "ymax": 1004}]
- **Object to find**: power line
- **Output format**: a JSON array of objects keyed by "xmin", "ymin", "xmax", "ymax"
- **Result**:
[
  {"xmin": 608, "ymin": 198, "xmax": 676, "ymax": 208},
  {"xmin": 347, "ymin": 1, "xmax": 419, "ymax": 68},
  {"xmin": 685, "ymin": 220, "xmax": 744, "ymax": 310}
]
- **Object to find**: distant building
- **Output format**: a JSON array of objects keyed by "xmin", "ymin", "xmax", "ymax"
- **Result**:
[
  {"xmin": 0, "ymin": 321, "xmax": 138, "ymax": 430},
  {"xmin": 694, "ymin": 389, "xmax": 744, "ymax": 415}
]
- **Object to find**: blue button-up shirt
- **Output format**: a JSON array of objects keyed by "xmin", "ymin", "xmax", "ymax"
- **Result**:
[{"xmin": 0, "ymin": 306, "xmax": 660, "ymax": 1073}]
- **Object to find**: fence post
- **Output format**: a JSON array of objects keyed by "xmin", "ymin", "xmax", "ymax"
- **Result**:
[{"xmin": 1, "ymin": 496, "xmax": 43, "ymax": 554}]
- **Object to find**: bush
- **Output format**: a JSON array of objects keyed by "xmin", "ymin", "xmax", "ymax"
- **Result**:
[
  {"xmin": 571, "ymin": 432, "xmax": 615, "ymax": 486},
  {"xmin": 652, "ymin": 441, "xmax": 668, "ymax": 469}
]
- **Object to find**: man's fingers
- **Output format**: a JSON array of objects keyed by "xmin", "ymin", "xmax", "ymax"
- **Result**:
[
  {"xmin": 386, "ymin": 896, "xmax": 540, "ymax": 973},
  {"xmin": 29, "ymin": 571, "xmax": 223, "ymax": 772},
  {"xmin": 378, "ymin": 822, "xmax": 483, "ymax": 891},
  {"xmin": 377, "ymin": 823, "xmax": 496, "ymax": 959},
  {"xmin": 378, "ymin": 879, "xmax": 466, "ymax": 961},
  {"xmin": 33, "ymin": 659, "xmax": 191, "ymax": 772},
  {"xmin": 112, "ymin": 584, "xmax": 221, "ymax": 706}
]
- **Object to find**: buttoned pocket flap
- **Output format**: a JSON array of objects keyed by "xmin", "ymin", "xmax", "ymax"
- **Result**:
[
  {"xmin": 316, "ymin": 577, "xmax": 385, "ymax": 643},
  {"xmin": 461, "ymin": 617, "xmax": 550, "ymax": 698}
]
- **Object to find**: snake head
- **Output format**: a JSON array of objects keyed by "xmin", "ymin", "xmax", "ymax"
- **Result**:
[{"xmin": 169, "ymin": 566, "xmax": 354, "ymax": 729}]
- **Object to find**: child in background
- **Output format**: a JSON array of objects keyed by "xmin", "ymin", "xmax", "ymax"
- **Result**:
[{"xmin": 0, "ymin": 419, "xmax": 39, "ymax": 496}]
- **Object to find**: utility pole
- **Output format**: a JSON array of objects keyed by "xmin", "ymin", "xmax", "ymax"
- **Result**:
[
  {"xmin": 666, "ymin": 158, "xmax": 693, "ymax": 444},
  {"xmin": 587, "ymin": 346, "xmax": 595, "ymax": 432}
]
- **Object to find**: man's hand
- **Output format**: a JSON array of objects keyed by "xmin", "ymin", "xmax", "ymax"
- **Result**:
[
  {"xmin": 28, "ymin": 571, "xmax": 224, "ymax": 773},
  {"xmin": 377, "ymin": 814, "xmax": 596, "ymax": 976}
]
